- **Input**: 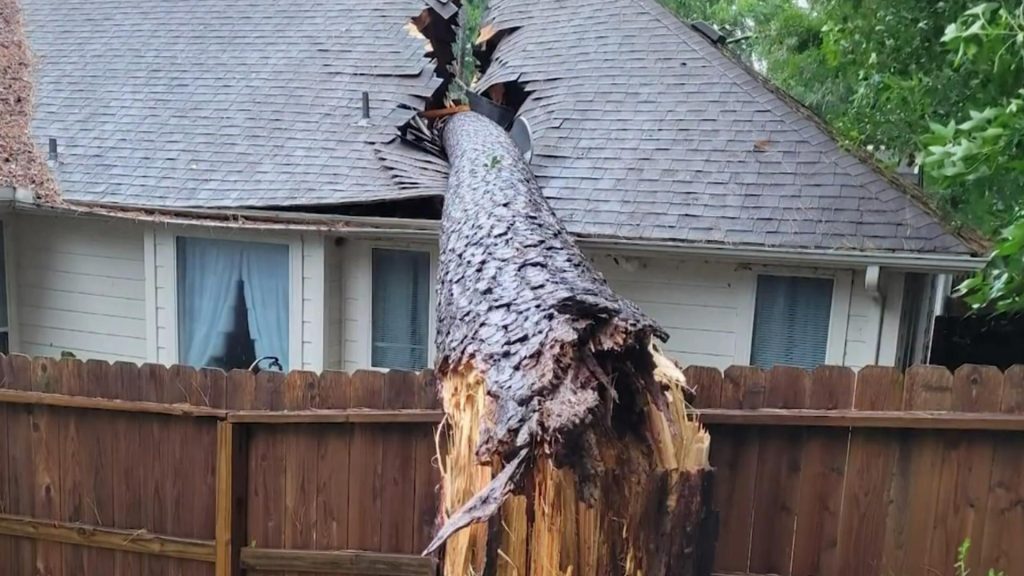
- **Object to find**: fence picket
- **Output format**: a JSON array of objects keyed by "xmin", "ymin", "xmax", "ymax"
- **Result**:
[
  {"xmin": 412, "ymin": 371, "xmax": 442, "ymax": 554},
  {"xmin": 0, "ymin": 356, "xmax": 12, "ymax": 575},
  {"xmin": 249, "ymin": 370, "xmax": 287, "ymax": 565},
  {"xmin": 979, "ymin": 365, "xmax": 1024, "ymax": 574},
  {"xmin": 835, "ymin": 366, "xmax": 904, "ymax": 575},
  {"xmin": 710, "ymin": 365, "xmax": 765, "ymax": 574},
  {"xmin": 314, "ymin": 370, "xmax": 353, "ymax": 576},
  {"xmin": 347, "ymin": 371, "xmax": 386, "ymax": 552},
  {"xmin": 791, "ymin": 365, "xmax": 854, "ymax": 576},
  {"xmin": 748, "ymin": 366, "xmax": 810, "ymax": 575},
  {"xmin": 110, "ymin": 361, "xmax": 147, "ymax": 574},
  {"xmin": 925, "ymin": 365, "xmax": 1003, "ymax": 573},
  {"xmin": 888, "ymin": 366, "xmax": 954, "ymax": 576},
  {"xmin": 282, "ymin": 370, "xmax": 319, "ymax": 576}
]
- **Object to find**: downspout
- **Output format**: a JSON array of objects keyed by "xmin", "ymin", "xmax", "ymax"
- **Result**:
[
  {"xmin": 933, "ymin": 274, "xmax": 952, "ymax": 318},
  {"xmin": 865, "ymin": 265, "xmax": 887, "ymax": 364}
]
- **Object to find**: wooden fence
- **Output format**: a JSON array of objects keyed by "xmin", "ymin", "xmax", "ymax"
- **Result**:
[
  {"xmin": 0, "ymin": 355, "xmax": 441, "ymax": 576},
  {"xmin": 688, "ymin": 364, "xmax": 1024, "ymax": 576},
  {"xmin": 0, "ymin": 355, "xmax": 1022, "ymax": 576}
]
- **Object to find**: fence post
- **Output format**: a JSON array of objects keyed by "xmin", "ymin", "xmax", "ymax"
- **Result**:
[{"xmin": 216, "ymin": 421, "xmax": 248, "ymax": 576}]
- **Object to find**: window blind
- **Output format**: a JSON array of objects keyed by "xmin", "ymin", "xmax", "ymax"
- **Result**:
[
  {"xmin": 751, "ymin": 275, "xmax": 833, "ymax": 370},
  {"xmin": 371, "ymin": 248, "xmax": 430, "ymax": 370}
]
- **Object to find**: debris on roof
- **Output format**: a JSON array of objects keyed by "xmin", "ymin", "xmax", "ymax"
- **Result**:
[{"xmin": 0, "ymin": 0, "xmax": 58, "ymax": 202}]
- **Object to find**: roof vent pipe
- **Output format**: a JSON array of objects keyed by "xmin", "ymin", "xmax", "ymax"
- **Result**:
[
  {"xmin": 362, "ymin": 92, "xmax": 370, "ymax": 119},
  {"xmin": 691, "ymin": 21, "xmax": 727, "ymax": 44},
  {"xmin": 48, "ymin": 138, "xmax": 58, "ymax": 162}
]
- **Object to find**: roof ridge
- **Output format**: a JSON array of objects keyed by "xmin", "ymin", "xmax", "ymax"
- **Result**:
[{"xmin": 630, "ymin": 0, "xmax": 988, "ymax": 255}]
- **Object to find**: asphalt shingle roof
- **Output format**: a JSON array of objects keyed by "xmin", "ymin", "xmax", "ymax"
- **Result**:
[{"xmin": 21, "ymin": 0, "xmax": 979, "ymax": 254}]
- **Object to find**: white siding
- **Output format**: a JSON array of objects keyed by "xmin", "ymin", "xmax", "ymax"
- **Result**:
[
  {"xmin": 8, "ymin": 210, "xmax": 907, "ymax": 373},
  {"xmin": 13, "ymin": 215, "xmax": 147, "ymax": 363},
  {"xmin": 843, "ymin": 269, "xmax": 906, "ymax": 369},
  {"xmin": 324, "ymin": 244, "xmax": 906, "ymax": 372},
  {"xmin": 152, "ymin": 228, "xmax": 177, "ymax": 364},
  {"xmin": 300, "ymin": 234, "xmax": 325, "ymax": 371},
  {"xmin": 591, "ymin": 254, "xmax": 754, "ymax": 368},
  {"xmin": 340, "ymin": 239, "xmax": 369, "ymax": 373}
]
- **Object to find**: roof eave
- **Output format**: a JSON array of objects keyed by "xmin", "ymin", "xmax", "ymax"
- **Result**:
[
  {"xmin": 18, "ymin": 198, "xmax": 988, "ymax": 272},
  {"xmin": 579, "ymin": 237, "xmax": 988, "ymax": 272}
]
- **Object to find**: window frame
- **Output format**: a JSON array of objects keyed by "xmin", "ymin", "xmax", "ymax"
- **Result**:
[
  {"xmin": 159, "ymin": 228, "xmax": 302, "ymax": 369},
  {"xmin": 737, "ymin": 267, "xmax": 852, "ymax": 367},
  {"xmin": 360, "ymin": 239, "xmax": 438, "ymax": 372}
]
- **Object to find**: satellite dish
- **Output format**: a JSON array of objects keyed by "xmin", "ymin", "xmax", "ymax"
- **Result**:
[{"xmin": 510, "ymin": 116, "xmax": 533, "ymax": 163}]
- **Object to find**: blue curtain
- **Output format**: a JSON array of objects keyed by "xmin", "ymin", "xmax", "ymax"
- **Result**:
[
  {"xmin": 178, "ymin": 238, "xmax": 243, "ymax": 367},
  {"xmin": 242, "ymin": 243, "xmax": 290, "ymax": 371},
  {"xmin": 178, "ymin": 238, "xmax": 289, "ymax": 370}
]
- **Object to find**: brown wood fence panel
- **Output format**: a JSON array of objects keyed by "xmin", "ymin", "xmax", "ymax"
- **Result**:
[
  {"xmin": 4, "ymin": 353, "xmax": 1023, "ymax": 576},
  {"xmin": 0, "ymin": 354, "xmax": 439, "ymax": 576},
  {"xmin": 0, "ymin": 356, "xmax": 220, "ymax": 576},
  {"xmin": 695, "ymin": 362, "xmax": 1024, "ymax": 576}
]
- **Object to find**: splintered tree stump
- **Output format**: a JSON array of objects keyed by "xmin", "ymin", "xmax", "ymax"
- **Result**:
[{"xmin": 426, "ymin": 112, "xmax": 713, "ymax": 576}]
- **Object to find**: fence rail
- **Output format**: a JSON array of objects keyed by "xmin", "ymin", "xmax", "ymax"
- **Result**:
[{"xmin": 0, "ymin": 355, "xmax": 1022, "ymax": 576}]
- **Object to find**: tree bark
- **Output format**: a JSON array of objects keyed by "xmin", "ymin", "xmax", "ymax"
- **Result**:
[{"xmin": 428, "ymin": 112, "xmax": 712, "ymax": 576}]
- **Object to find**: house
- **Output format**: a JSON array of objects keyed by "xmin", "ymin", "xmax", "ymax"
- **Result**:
[{"xmin": 0, "ymin": 0, "xmax": 987, "ymax": 375}]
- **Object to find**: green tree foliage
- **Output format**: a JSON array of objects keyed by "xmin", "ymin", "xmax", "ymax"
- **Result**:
[
  {"xmin": 448, "ymin": 0, "xmax": 489, "ymax": 104},
  {"xmin": 662, "ymin": 1, "xmax": 990, "ymax": 166},
  {"xmin": 929, "ymin": 3, "xmax": 1024, "ymax": 312},
  {"xmin": 662, "ymin": 0, "xmax": 1024, "ymax": 312}
]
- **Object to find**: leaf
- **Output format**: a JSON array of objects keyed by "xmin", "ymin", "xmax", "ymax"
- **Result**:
[
  {"xmin": 963, "ymin": 2, "xmax": 1000, "ymax": 17},
  {"xmin": 955, "ymin": 275, "xmax": 983, "ymax": 295},
  {"xmin": 942, "ymin": 22, "xmax": 960, "ymax": 42},
  {"xmin": 963, "ymin": 18, "xmax": 987, "ymax": 37}
]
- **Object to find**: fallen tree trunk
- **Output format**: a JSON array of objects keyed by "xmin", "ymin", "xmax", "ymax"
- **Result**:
[{"xmin": 427, "ymin": 112, "xmax": 712, "ymax": 576}]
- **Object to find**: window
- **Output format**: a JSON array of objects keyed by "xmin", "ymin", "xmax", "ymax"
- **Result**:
[
  {"xmin": 0, "ymin": 222, "xmax": 8, "ymax": 354},
  {"xmin": 371, "ymin": 248, "xmax": 430, "ymax": 370},
  {"xmin": 751, "ymin": 275, "xmax": 833, "ymax": 369},
  {"xmin": 177, "ymin": 237, "xmax": 289, "ymax": 371}
]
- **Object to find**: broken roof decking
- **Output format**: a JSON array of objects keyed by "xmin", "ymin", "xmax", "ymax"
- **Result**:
[{"xmin": 21, "ymin": 0, "xmax": 979, "ymax": 254}]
